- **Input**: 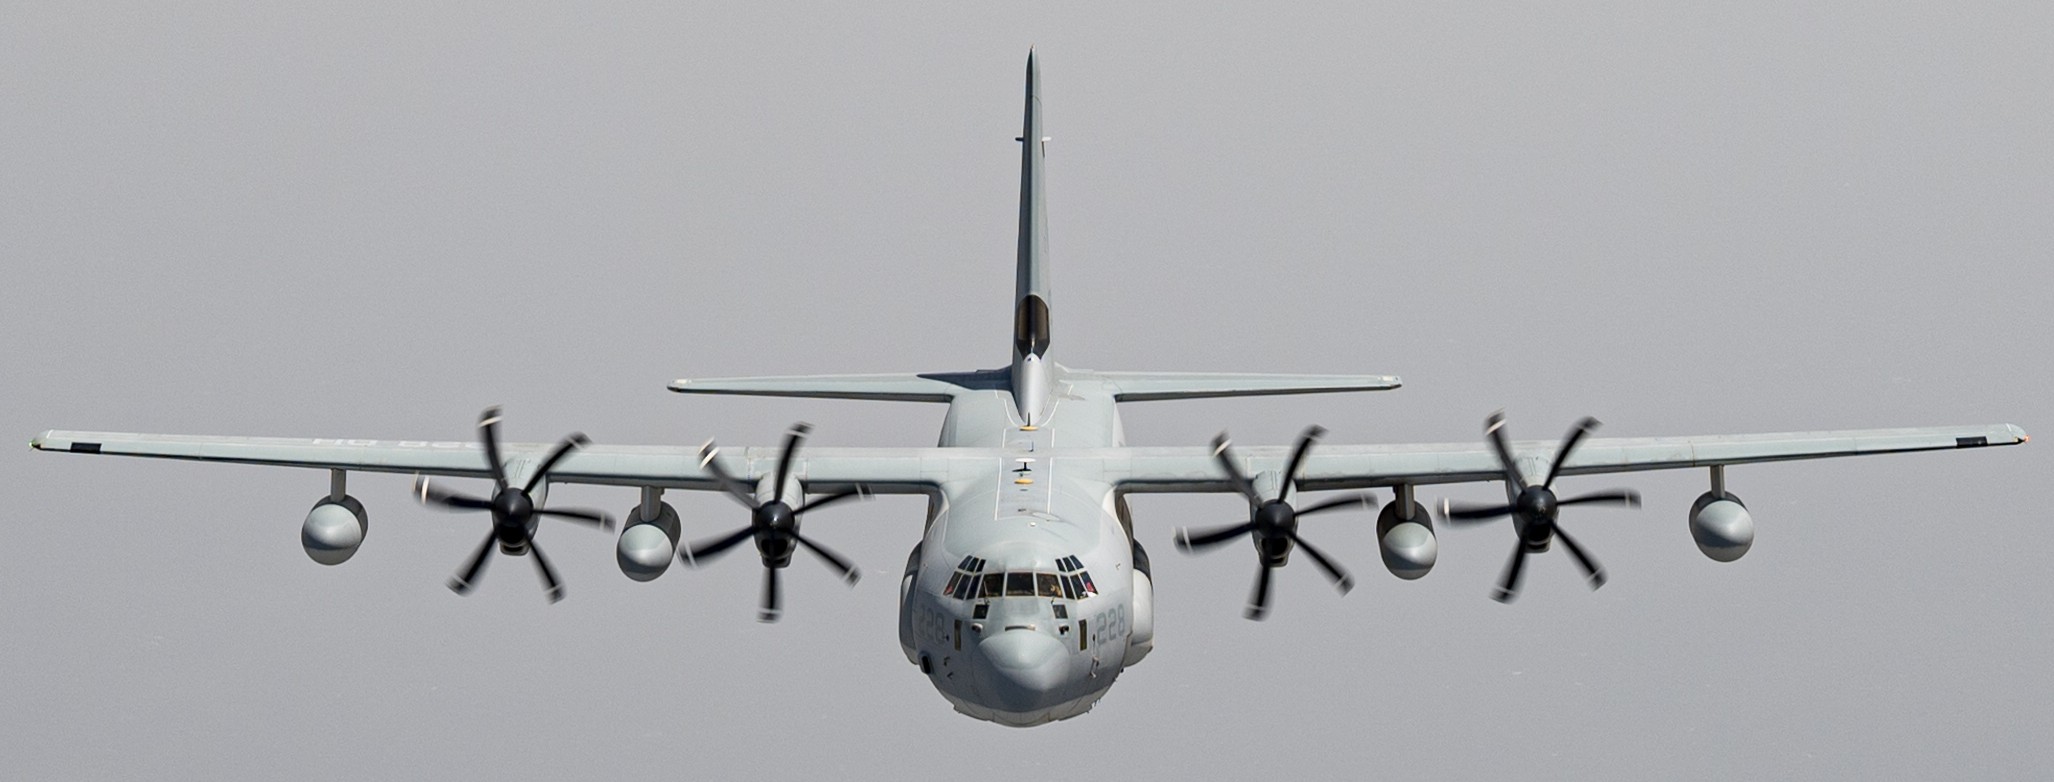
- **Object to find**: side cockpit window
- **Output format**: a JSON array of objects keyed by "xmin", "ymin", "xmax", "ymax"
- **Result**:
[{"xmin": 944, "ymin": 556, "xmax": 987, "ymax": 600}]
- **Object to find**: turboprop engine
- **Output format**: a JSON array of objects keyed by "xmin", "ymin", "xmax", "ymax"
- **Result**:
[
  {"xmin": 1376, "ymin": 500, "xmax": 1436, "ymax": 580},
  {"xmin": 1126, "ymin": 539, "xmax": 1155, "ymax": 668},
  {"xmin": 617, "ymin": 500, "xmax": 682, "ymax": 581},
  {"xmin": 302, "ymin": 495, "xmax": 368, "ymax": 566},
  {"xmin": 1689, "ymin": 492, "xmax": 1754, "ymax": 562}
]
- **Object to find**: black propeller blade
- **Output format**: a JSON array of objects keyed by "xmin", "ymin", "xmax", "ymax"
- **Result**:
[
  {"xmin": 681, "ymin": 423, "xmax": 868, "ymax": 622},
  {"xmin": 413, "ymin": 406, "xmax": 616, "ymax": 603},
  {"xmin": 1438, "ymin": 413, "xmax": 1641, "ymax": 603},
  {"xmin": 1174, "ymin": 426, "xmax": 1376, "ymax": 620}
]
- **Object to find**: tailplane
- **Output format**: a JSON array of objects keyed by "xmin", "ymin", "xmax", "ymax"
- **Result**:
[{"xmin": 667, "ymin": 53, "xmax": 1403, "ymax": 412}]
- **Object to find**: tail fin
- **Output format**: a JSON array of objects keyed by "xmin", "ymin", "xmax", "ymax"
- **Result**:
[
  {"xmin": 1011, "ymin": 50, "xmax": 1053, "ymax": 425},
  {"xmin": 1014, "ymin": 49, "xmax": 1050, "ymax": 361}
]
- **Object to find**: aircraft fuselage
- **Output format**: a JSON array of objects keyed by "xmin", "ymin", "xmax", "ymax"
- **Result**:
[{"xmin": 896, "ymin": 372, "xmax": 1152, "ymax": 726}]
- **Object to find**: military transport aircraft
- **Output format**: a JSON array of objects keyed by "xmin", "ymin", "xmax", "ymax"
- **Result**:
[{"xmin": 29, "ymin": 52, "xmax": 2027, "ymax": 727}]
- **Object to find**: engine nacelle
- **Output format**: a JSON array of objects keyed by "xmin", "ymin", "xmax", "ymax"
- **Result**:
[
  {"xmin": 1125, "ymin": 569, "xmax": 1155, "ymax": 668},
  {"xmin": 900, "ymin": 543, "xmax": 922, "ymax": 665},
  {"xmin": 302, "ymin": 495, "xmax": 368, "ymax": 566},
  {"xmin": 1689, "ymin": 492, "xmax": 1754, "ymax": 562},
  {"xmin": 1376, "ymin": 501, "xmax": 1437, "ymax": 580},
  {"xmin": 616, "ymin": 501, "xmax": 681, "ymax": 581}
]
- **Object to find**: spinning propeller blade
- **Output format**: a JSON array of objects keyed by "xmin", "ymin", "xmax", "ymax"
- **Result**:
[
  {"xmin": 414, "ymin": 408, "xmax": 614, "ymax": 602},
  {"xmin": 1179, "ymin": 426, "xmax": 1372, "ymax": 620},
  {"xmin": 1440, "ymin": 413, "xmax": 1640, "ymax": 603},
  {"xmin": 682, "ymin": 423, "xmax": 869, "ymax": 622}
]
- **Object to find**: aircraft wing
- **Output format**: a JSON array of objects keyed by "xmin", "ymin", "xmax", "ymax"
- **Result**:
[
  {"xmin": 1100, "ymin": 423, "xmax": 2028, "ymax": 493},
  {"xmin": 31, "ymin": 422, "xmax": 2028, "ymax": 496},
  {"xmin": 27, "ymin": 430, "xmax": 969, "ymax": 495}
]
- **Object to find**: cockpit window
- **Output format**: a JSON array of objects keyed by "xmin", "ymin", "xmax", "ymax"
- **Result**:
[
  {"xmin": 1005, "ymin": 572, "xmax": 1035, "ymax": 596},
  {"xmin": 940, "ymin": 554, "xmax": 1098, "ymax": 601}
]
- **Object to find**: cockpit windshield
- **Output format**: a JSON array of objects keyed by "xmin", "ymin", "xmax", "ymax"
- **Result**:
[
  {"xmin": 942, "ymin": 554, "xmax": 1099, "ymax": 601},
  {"xmin": 1006, "ymin": 572, "xmax": 1035, "ymax": 596}
]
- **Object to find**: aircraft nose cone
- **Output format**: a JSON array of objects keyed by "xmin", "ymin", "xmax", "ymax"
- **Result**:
[{"xmin": 979, "ymin": 630, "xmax": 1066, "ymax": 706}]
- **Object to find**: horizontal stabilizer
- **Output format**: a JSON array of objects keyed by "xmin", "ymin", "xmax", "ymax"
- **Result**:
[
  {"xmin": 668, "ymin": 371, "xmax": 1007, "ymax": 402},
  {"xmin": 1089, "ymin": 372, "xmax": 1402, "ymax": 402}
]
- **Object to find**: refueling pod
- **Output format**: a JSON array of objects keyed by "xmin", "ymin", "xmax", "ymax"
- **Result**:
[
  {"xmin": 1376, "ymin": 500, "xmax": 1437, "ymax": 580},
  {"xmin": 1689, "ymin": 491, "xmax": 1754, "ymax": 562},
  {"xmin": 302, "ymin": 495, "xmax": 368, "ymax": 565},
  {"xmin": 616, "ymin": 501, "xmax": 681, "ymax": 581}
]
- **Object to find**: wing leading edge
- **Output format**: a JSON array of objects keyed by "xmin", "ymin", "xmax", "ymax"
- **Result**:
[
  {"xmin": 28, "ymin": 430, "xmax": 971, "ymax": 495},
  {"xmin": 30, "ymin": 421, "xmax": 2026, "ymax": 497},
  {"xmin": 1101, "ymin": 423, "xmax": 2027, "ymax": 493}
]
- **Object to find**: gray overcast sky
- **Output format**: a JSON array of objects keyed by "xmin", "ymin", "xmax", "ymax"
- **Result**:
[{"xmin": 3, "ymin": 3, "xmax": 2048, "ymax": 778}]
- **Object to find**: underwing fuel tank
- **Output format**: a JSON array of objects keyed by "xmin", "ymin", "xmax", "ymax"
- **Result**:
[
  {"xmin": 1689, "ymin": 492, "xmax": 1754, "ymax": 562},
  {"xmin": 1376, "ymin": 501, "xmax": 1437, "ymax": 580},
  {"xmin": 616, "ymin": 502, "xmax": 681, "ymax": 581},
  {"xmin": 302, "ymin": 496, "xmax": 368, "ymax": 565}
]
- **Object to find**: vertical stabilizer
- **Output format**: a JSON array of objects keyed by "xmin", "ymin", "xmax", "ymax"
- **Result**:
[{"xmin": 1012, "ymin": 50, "xmax": 1053, "ymax": 425}]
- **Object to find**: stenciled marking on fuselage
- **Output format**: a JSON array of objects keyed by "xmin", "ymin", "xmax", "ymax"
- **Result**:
[
  {"xmin": 1087, "ymin": 602, "xmax": 1128, "ymax": 649},
  {"xmin": 914, "ymin": 603, "xmax": 952, "ymax": 647}
]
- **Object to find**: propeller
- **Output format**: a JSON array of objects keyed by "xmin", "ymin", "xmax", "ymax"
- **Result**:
[
  {"xmin": 1438, "ymin": 412, "xmax": 1641, "ymax": 603},
  {"xmin": 1174, "ymin": 425, "xmax": 1377, "ymax": 620},
  {"xmin": 681, "ymin": 423, "xmax": 868, "ymax": 623},
  {"xmin": 413, "ymin": 406, "xmax": 616, "ymax": 603}
]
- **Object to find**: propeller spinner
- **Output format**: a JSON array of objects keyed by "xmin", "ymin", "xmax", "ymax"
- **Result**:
[
  {"xmin": 412, "ymin": 406, "xmax": 616, "ymax": 602},
  {"xmin": 1439, "ymin": 412, "xmax": 1641, "ymax": 603},
  {"xmin": 682, "ymin": 423, "xmax": 868, "ymax": 623},
  {"xmin": 1175, "ymin": 425, "xmax": 1376, "ymax": 620}
]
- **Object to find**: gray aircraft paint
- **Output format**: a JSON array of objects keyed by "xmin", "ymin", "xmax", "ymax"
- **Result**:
[
  {"xmin": 11, "ymin": 10, "xmax": 2046, "ymax": 768},
  {"xmin": 25, "ymin": 51, "xmax": 2029, "ymax": 728}
]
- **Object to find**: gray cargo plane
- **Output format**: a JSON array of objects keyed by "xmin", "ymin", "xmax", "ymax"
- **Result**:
[{"xmin": 30, "ymin": 52, "xmax": 2027, "ymax": 726}]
